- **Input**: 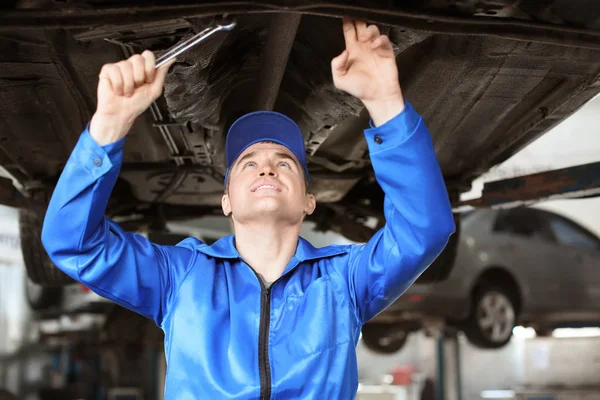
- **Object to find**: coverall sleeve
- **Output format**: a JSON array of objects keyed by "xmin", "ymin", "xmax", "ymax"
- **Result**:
[
  {"xmin": 343, "ymin": 101, "xmax": 456, "ymax": 325},
  {"xmin": 41, "ymin": 126, "xmax": 196, "ymax": 326}
]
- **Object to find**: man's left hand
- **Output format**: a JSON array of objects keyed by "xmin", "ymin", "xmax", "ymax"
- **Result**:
[{"xmin": 332, "ymin": 18, "xmax": 405, "ymax": 126}]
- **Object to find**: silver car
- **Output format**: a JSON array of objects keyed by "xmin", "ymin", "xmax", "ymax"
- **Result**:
[{"xmin": 361, "ymin": 207, "xmax": 600, "ymax": 353}]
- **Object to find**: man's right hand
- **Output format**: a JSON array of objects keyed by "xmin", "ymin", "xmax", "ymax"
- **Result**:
[{"xmin": 89, "ymin": 50, "xmax": 175, "ymax": 146}]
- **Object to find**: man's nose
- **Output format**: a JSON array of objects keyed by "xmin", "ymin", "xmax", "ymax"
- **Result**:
[{"xmin": 259, "ymin": 163, "xmax": 277, "ymax": 177}]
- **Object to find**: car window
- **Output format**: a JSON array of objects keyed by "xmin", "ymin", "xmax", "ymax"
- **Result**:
[
  {"xmin": 493, "ymin": 209, "xmax": 554, "ymax": 242},
  {"xmin": 545, "ymin": 214, "xmax": 600, "ymax": 251}
]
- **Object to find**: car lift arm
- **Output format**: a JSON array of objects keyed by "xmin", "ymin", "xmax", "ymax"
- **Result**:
[{"xmin": 459, "ymin": 161, "xmax": 600, "ymax": 209}]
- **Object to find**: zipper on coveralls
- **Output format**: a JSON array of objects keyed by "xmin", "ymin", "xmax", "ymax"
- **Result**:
[{"xmin": 250, "ymin": 269, "xmax": 273, "ymax": 400}]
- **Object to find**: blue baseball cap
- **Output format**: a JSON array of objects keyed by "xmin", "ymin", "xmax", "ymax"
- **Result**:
[{"xmin": 224, "ymin": 110, "xmax": 309, "ymax": 186}]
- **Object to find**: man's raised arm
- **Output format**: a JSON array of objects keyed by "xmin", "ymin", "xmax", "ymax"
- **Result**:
[
  {"xmin": 330, "ymin": 19, "xmax": 455, "ymax": 324},
  {"xmin": 41, "ymin": 53, "xmax": 193, "ymax": 326}
]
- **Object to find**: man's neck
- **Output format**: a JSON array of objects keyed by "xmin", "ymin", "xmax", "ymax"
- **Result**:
[{"xmin": 233, "ymin": 220, "xmax": 301, "ymax": 284}]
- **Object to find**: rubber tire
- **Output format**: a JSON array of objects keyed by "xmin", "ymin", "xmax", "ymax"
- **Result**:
[
  {"xmin": 19, "ymin": 206, "xmax": 72, "ymax": 286},
  {"xmin": 0, "ymin": 389, "xmax": 17, "ymax": 400},
  {"xmin": 463, "ymin": 284, "xmax": 517, "ymax": 349},
  {"xmin": 361, "ymin": 323, "xmax": 409, "ymax": 354},
  {"xmin": 24, "ymin": 275, "xmax": 62, "ymax": 311}
]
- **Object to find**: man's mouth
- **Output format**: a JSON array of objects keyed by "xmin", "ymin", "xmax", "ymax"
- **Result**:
[
  {"xmin": 254, "ymin": 185, "xmax": 278, "ymax": 192},
  {"xmin": 253, "ymin": 184, "xmax": 281, "ymax": 192}
]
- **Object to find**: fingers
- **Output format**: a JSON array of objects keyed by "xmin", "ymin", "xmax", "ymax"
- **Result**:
[
  {"xmin": 98, "ymin": 51, "xmax": 164, "ymax": 97},
  {"xmin": 99, "ymin": 64, "xmax": 124, "ymax": 96},
  {"xmin": 141, "ymin": 50, "xmax": 156, "ymax": 84},
  {"xmin": 130, "ymin": 54, "xmax": 146, "ymax": 88},
  {"xmin": 331, "ymin": 49, "xmax": 349, "ymax": 74},
  {"xmin": 343, "ymin": 18, "xmax": 384, "ymax": 46},
  {"xmin": 371, "ymin": 35, "xmax": 393, "ymax": 52},
  {"xmin": 342, "ymin": 17, "xmax": 357, "ymax": 47},
  {"xmin": 98, "ymin": 61, "xmax": 134, "ymax": 97},
  {"xmin": 119, "ymin": 61, "xmax": 134, "ymax": 97},
  {"xmin": 362, "ymin": 24, "xmax": 380, "ymax": 43},
  {"xmin": 354, "ymin": 20, "xmax": 368, "ymax": 40}
]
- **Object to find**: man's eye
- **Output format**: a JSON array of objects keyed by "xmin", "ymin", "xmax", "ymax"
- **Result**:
[
  {"xmin": 279, "ymin": 162, "xmax": 290, "ymax": 168},
  {"xmin": 245, "ymin": 162, "xmax": 256, "ymax": 168}
]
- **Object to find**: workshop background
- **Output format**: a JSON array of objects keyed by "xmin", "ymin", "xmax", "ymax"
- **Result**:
[{"xmin": 1, "ymin": 95, "xmax": 600, "ymax": 400}]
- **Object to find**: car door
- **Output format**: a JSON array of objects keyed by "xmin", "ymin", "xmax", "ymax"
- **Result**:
[
  {"xmin": 491, "ymin": 208, "xmax": 566, "ymax": 312},
  {"xmin": 541, "ymin": 211, "xmax": 600, "ymax": 312}
]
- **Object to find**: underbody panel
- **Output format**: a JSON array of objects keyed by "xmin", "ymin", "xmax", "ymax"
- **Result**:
[{"xmin": 1, "ymin": 0, "xmax": 599, "ymax": 236}]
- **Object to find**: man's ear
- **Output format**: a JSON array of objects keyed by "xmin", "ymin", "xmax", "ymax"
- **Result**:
[
  {"xmin": 222, "ymin": 193, "xmax": 232, "ymax": 216},
  {"xmin": 304, "ymin": 193, "xmax": 316, "ymax": 216}
]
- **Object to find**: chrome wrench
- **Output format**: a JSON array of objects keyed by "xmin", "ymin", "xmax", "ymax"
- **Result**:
[{"xmin": 155, "ymin": 20, "xmax": 237, "ymax": 69}]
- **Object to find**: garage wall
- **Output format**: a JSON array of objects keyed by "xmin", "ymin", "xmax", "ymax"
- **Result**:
[
  {"xmin": 0, "ymin": 205, "xmax": 33, "ymax": 395},
  {"xmin": 522, "ymin": 337, "xmax": 600, "ymax": 387},
  {"xmin": 358, "ymin": 332, "xmax": 600, "ymax": 400},
  {"xmin": 457, "ymin": 335, "xmax": 525, "ymax": 400},
  {"xmin": 0, "ymin": 205, "xmax": 30, "ymax": 358},
  {"xmin": 459, "ymin": 335, "xmax": 600, "ymax": 396}
]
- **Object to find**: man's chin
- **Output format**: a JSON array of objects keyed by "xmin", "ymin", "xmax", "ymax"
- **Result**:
[
  {"xmin": 251, "ymin": 197, "xmax": 283, "ymax": 209},
  {"xmin": 233, "ymin": 203, "xmax": 295, "ymax": 221},
  {"xmin": 253, "ymin": 204, "xmax": 286, "ymax": 216}
]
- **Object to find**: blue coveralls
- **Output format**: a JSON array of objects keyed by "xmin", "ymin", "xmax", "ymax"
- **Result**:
[{"xmin": 42, "ymin": 101, "xmax": 455, "ymax": 399}]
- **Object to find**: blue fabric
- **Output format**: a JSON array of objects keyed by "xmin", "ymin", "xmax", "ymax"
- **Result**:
[
  {"xmin": 225, "ymin": 111, "xmax": 310, "ymax": 186},
  {"xmin": 42, "ymin": 101, "xmax": 455, "ymax": 399}
]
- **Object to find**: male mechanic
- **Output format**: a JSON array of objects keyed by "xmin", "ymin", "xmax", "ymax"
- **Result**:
[{"xmin": 42, "ymin": 18, "xmax": 455, "ymax": 399}]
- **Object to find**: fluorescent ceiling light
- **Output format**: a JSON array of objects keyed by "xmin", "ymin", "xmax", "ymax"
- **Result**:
[
  {"xmin": 552, "ymin": 328, "xmax": 600, "ymax": 338},
  {"xmin": 512, "ymin": 326, "xmax": 536, "ymax": 339},
  {"xmin": 481, "ymin": 390, "xmax": 515, "ymax": 399}
]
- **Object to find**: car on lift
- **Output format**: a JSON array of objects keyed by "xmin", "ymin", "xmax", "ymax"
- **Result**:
[
  {"xmin": 361, "ymin": 207, "xmax": 600, "ymax": 353},
  {"xmin": 1, "ymin": 1, "xmax": 599, "ymax": 347}
]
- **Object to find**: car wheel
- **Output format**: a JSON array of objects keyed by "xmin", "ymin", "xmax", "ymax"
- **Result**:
[
  {"xmin": 19, "ymin": 206, "xmax": 72, "ymax": 286},
  {"xmin": 361, "ymin": 323, "xmax": 409, "ymax": 354},
  {"xmin": 25, "ymin": 274, "xmax": 62, "ymax": 311},
  {"xmin": 463, "ymin": 285, "xmax": 517, "ymax": 349}
]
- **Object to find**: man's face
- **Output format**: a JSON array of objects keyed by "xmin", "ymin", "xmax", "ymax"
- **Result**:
[{"xmin": 222, "ymin": 142, "xmax": 316, "ymax": 224}]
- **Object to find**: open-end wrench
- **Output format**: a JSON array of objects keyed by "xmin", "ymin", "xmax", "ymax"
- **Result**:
[{"xmin": 155, "ymin": 20, "xmax": 237, "ymax": 69}]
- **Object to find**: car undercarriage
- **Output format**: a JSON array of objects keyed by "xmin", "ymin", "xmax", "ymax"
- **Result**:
[{"xmin": 1, "ymin": 0, "xmax": 600, "ymax": 285}]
